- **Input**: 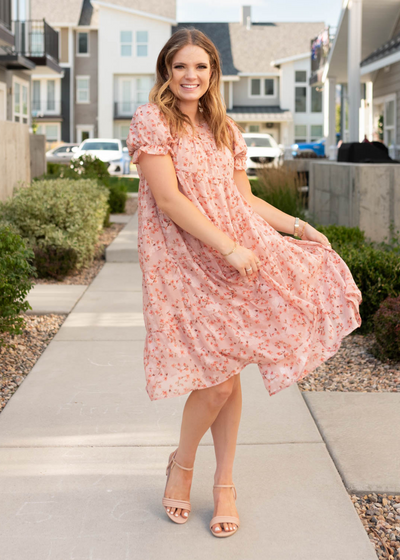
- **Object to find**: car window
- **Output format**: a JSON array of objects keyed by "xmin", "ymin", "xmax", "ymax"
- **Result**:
[
  {"xmin": 81, "ymin": 142, "xmax": 120, "ymax": 151},
  {"xmin": 244, "ymin": 137, "xmax": 273, "ymax": 148},
  {"xmin": 54, "ymin": 146, "xmax": 68, "ymax": 154}
]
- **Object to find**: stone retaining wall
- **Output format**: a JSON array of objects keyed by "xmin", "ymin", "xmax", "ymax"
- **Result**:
[{"xmin": 309, "ymin": 161, "xmax": 400, "ymax": 243}]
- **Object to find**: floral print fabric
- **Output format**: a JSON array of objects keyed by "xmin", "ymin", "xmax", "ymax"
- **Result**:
[{"xmin": 127, "ymin": 102, "xmax": 362, "ymax": 401}]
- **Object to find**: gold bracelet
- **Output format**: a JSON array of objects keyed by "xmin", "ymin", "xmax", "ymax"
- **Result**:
[
  {"xmin": 220, "ymin": 241, "xmax": 237, "ymax": 257},
  {"xmin": 299, "ymin": 221, "xmax": 308, "ymax": 238},
  {"xmin": 293, "ymin": 216, "xmax": 300, "ymax": 237}
]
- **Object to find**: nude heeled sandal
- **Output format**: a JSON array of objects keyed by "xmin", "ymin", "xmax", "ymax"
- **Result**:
[
  {"xmin": 162, "ymin": 449, "xmax": 194, "ymax": 524},
  {"xmin": 210, "ymin": 484, "xmax": 240, "ymax": 537}
]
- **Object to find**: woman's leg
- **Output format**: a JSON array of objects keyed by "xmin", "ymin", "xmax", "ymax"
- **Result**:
[
  {"xmin": 210, "ymin": 373, "xmax": 242, "ymax": 534},
  {"xmin": 164, "ymin": 375, "xmax": 237, "ymax": 520}
]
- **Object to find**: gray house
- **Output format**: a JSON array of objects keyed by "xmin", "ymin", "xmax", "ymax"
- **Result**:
[{"xmin": 174, "ymin": 8, "xmax": 324, "ymax": 146}]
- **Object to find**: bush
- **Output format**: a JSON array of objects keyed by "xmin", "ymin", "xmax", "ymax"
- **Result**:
[
  {"xmin": 372, "ymin": 295, "xmax": 400, "ymax": 361},
  {"xmin": 252, "ymin": 166, "xmax": 308, "ymax": 223},
  {"xmin": 315, "ymin": 224, "xmax": 400, "ymax": 334},
  {"xmin": 0, "ymin": 223, "xmax": 37, "ymax": 348},
  {"xmin": 0, "ymin": 179, "xmax": 109, "ymax": 276},
  {"xmin": 39, "ymin": 155, "xmax": 128, "ymax": 214},
  {"xmin": 32, "ymin": 245, "xmax": 79, "ymax": 280}
]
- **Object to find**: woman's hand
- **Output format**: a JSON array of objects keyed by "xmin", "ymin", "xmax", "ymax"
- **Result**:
[
  {"xmin": 301, "ymin": 223, "xmax": 332, "ymax": 248},
  {"xmin": 223, "ymin": 244, "xmax": 261, "ymax": 277}
]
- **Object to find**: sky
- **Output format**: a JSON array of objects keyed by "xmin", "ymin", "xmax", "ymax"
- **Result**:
[{"xmin": 177, "ymin": 0, "xmax": 343, "ymax": 29}]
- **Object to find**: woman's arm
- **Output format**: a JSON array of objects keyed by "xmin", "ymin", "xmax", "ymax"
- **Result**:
[
  {"xmin": 233, "ymin": 169, "xmax": 331, "ymax": 247},
  {"xmin": 137, "ymin": 153, "xmax": 260, "ymax": 276},
  {"xmin": 233, "ymin": 169, "xmax": 302, "ymax": 235}
]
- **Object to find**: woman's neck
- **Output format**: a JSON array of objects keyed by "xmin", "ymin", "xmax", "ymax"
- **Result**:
[{"xmin": 178, "ymin": 99, "xmax": 202, "ymax": 126}]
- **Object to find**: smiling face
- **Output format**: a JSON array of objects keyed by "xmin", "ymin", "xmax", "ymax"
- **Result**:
[{"xmin": 168, "ymin": 44, "xmax": 212, "ymax": 103}]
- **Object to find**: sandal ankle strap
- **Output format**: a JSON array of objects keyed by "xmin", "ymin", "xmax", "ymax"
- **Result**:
[
  {"xmin": 213, "ymin": 484, "xmax": 237, "ymax": 500},
  {"xmin": 167, "ymin": 450, "xmax": 194, "ymax": 474},
  {"xmin": 172, "ymin": 457, "xmax": 194, "ymax": 471}
]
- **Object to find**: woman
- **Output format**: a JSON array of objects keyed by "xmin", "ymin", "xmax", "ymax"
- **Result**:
[{"xmin": 126, "ymin": 28, "xmax": 362, "ymax": 538}]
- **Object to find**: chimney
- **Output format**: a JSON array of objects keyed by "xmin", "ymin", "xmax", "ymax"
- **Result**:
[{"xmin": 241, "ymin": 6, "xmax": 251, "ymax": 29}]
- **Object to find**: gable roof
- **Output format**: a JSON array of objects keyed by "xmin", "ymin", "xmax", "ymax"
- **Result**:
[
  {"xmin": 31, "ymin": 0, "xmax": 85, "ymax": 25},
  {"xmin": 229, "ymin": 22, "xmax": 324, "ymax": 73},
  {"xmin": 172, "ymin": 23, "xmax": 239, "ymax": 75},
  {"xmin": 96, "ymin": 0, "xmax": 175, "ymax": 22},
  {"xmin": 172, "ymin": 21, "xmax": 324, "ymax": 75},
  {"xmin": 361, "ymin": 31, "xmax": 400, "ymax": 67}
]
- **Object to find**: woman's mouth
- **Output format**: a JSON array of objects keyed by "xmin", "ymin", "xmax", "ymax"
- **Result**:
[{"xmin": 180, "ymin": 84, "xmax": 199, "ymax": 90}]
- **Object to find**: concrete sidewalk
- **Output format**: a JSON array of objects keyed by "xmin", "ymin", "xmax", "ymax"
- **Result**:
[{"xmin": 0, "ymin": 217, "xmax": 378, "ymax": 559}]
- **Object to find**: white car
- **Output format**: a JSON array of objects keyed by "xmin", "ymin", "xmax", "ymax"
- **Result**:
[
  {"xmin": 71, "ymin": 138, "xmax": 124, "ymax": 173},
  {"xmin": 242, "ymin": 133, "xmax": 283, "ymax": 175}
]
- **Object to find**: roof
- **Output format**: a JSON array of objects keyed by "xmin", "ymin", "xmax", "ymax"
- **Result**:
[
  {"xmin": 95, "ymin": 0, "xmax": 176, "ymax": 22},
  {"xmin": 229, "ymin": 21, "xmax": 324, "ymax": 73},
  {"xmin": 227, "ymin": 105, "xmax": 292, "ymax": 122},
  {"xmin": 31, "ymin": 0, "xmax": 85, "ymax": 25},
  {"xmin": 172, "ymin": 21, "xmax": 324, "ymax": 75},
  {"xmin": 172, "ymin": 23, "xmax": 239, "ymax": 75},
  {"xmin": 361, "ymin": 31, "xmax": 400, "ymax": 67}
]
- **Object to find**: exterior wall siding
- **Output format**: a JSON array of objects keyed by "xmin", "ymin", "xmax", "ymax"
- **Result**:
[
  {"xmin": 74, "ymin": 29, "xmax": 98, "ymax": 137},
  {"xmin": 61, "ymin": 67, "xmax": 71, "ymax": 142},
  {"xmin": 373, "ymin": 60, "xmax": 400, "ymax": 146},
  {"xmin": 232, "ymin": 76, "xmax": 280, "ymax": 107},
  {"xmin": 97, "ymin": 7, "xmax": 171, "ymax": 138}
]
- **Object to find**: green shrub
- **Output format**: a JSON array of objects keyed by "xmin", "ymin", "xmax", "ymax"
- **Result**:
[
  {"xmin": 0, "ymin": 179, "xmax": 109, "ymax": 275},
  {"xmin": 372, "ymin": 295, "xmax": 400, "ymax": 361},
  {"xmin": 39, "ymin": 156, "xmax": 129, "ymax": 214},
  {"xmin": 0, "ymin": 223, "xmax": 37, "ymax": 348},
  {"xmin": 314, "ymin": 225, "xmax": 400, "ymax": 334},
  {"xmin": 106, "ymin": 176, "xmax": 139, "ymax": 193},
  {"xmin": 253, "ymin": 166, "xmax": 307, "ymax": 222},
  {"xmin": 31, "ymin": 245, "xmax": 79, "ymax": 280},
  {"xmin": 68, "ymin": 154, "xmax": 110, "ymax": 180}
]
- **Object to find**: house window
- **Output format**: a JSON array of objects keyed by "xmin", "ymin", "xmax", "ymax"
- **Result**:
[
  {"xmin": 32, "ymin": 80, "xmax": 40, "ymax": 112},
  {"xmin": 77, "ymin": 32, "xmax": 89, "ymax": 55},
  {"xmin": 249, "ymin": 124, "xmax": 260, "ymax": 132},
  {"xmin": 295, "ymin": 125, "xmax": 307, "ymax": 143},
  {"xmin": 384, "ymin": 98, "xmax": 396, "ymax": 147},
  {"xmin": 47, "ymin": 80, "xmax": 55, "ymax": 111},
  {"xmin": 136, "ymin": 31, "xmax": 148, "ymax": 57},
  {"xmin": 76, "ymin": 76, "xmax": 90, "ymax": 103},
  {"xmin": 37, "ymin": 123, "xmax": 60, "ymax": 142},
  {"xmin": 116, "ymin": 76, "xmax": 152, "ymax": 116},
  {"xmin": 250, "ymin": 78, "xmax": 275, "ymax": 97},
  {"xmin": 295, "ymin": 71, "xmax": 307, "ymax": 83},
  {"xmin": 121, "ymin": 31, "xmax": 132, "ymax": 57},
  {"xmin": 295, "ymin": 87, "xmax": 307, "ymax": 112},
  {"xmin": 264, "ymin": 79, "xmax": 274, "ymax": 96},
  {"xmin": 13, "ymin": 79, "xmax": 29, "ymax": 124},
  {"xmin": 310, "ymin": 125, "xmax": 323, "ymax": 141},
  {"xmin": 251, "ymin": 79, "xmax": 261, "ymax": 96},
  {"xmin": 311, "ymin": 87, "xmax": 322, "ymax": 112}
]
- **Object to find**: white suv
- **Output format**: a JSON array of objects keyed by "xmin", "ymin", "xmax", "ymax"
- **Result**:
[
  {"xmin": 243, "ymin": 133, "xmax": 283, "ymax": 175},
  {"xmin": 71, "ymin": 138, "xmax": 124, "ymax": 173}
]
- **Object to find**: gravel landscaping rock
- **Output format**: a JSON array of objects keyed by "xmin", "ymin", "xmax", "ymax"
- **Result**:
[
  {"xmin": 351, "ymin": 493, "xmax": 400, "ymax": 559},
  {"xmin": 298, "ymin": 333, "xmax": 400, "ymax": 393},
  {"xmin": 0, "ymin": 313, "xmax": 66, "ymax": 413}
]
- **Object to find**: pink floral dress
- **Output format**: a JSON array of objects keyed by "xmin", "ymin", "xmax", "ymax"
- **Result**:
[{"xmin": 127, "ymin": 102, "xmax": 362, "ymax": 401}]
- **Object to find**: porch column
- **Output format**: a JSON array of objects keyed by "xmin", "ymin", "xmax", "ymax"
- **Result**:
[
  {"xmin": 348, "ymin": 0, "xmax": 362, "ymax": 142},
  {"xmin": 365, "ymin": 81, "xmax": 373, "ymax": 140},
  {"xmin": 323, "ymin": 77, "xmax": 337, "ymax": 159}
]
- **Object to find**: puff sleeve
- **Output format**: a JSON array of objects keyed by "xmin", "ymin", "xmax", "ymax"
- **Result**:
[
  {"xmin": 230, "ymin": 121, "xmax": 248, "ymax": 170},
  {"xmin": 126, "ymin": 103, "xmax": 174, "ymax": 164}
]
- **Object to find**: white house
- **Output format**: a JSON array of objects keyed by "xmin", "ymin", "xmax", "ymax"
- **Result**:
[
  {"xmin": 92, "ymin": 0, "xmax": 176, "ymax": 141},
  {"xmin": 175, "ymin": 7, "xmax": 325, "ymax": 147}
]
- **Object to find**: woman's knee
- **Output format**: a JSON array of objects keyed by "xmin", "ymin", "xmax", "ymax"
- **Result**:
[{"xmin": 205, "ymin": 377, "xmax": 236, "ymax": 407}]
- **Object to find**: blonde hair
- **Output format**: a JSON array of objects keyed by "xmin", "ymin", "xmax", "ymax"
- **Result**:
[{"xmin": 149, "ymin": 27, "xmax": 240, "ymax": 153}]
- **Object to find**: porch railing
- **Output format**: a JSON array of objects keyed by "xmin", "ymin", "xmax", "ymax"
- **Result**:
[
  {"xmin": 311, "ymin": 27, "xmax": 334, "ymax": 74},
  {"xmin": 114, "ymin": 101, "xmax": 144, "ymax": 118},
  {"xmin": 31, "ymin": 99, "xmax": 62, "ymax": 116},
  {"xmin": 12, "ymin": 19, "xmax": 59, "ymax": 62},
  {"xmin": 0, "ymin": 0, "xmax": 11, "ymax": 30}
]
